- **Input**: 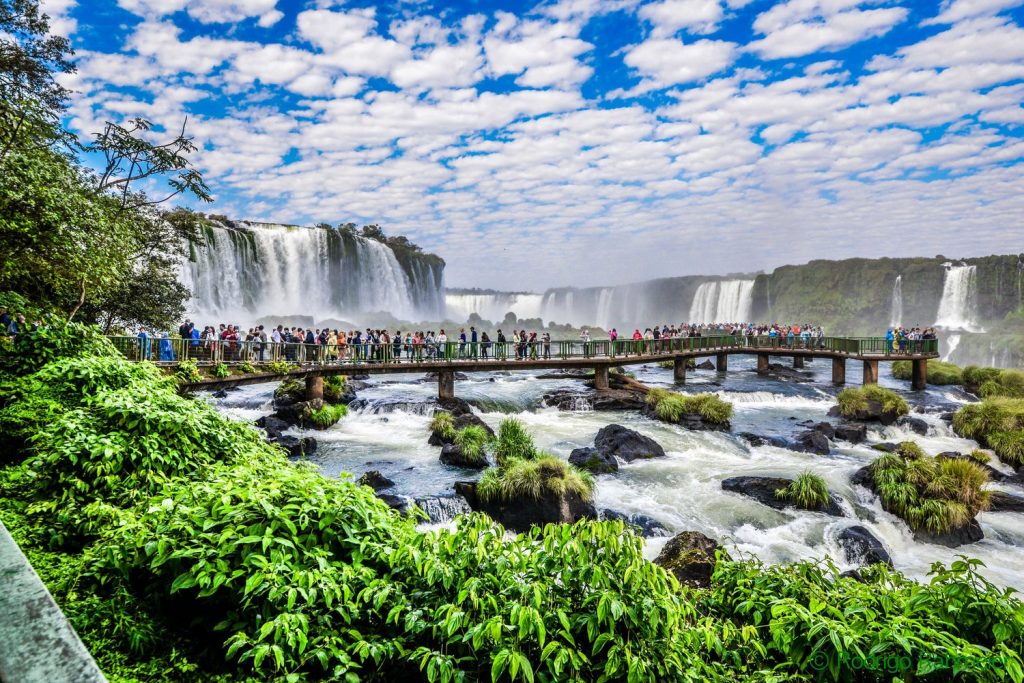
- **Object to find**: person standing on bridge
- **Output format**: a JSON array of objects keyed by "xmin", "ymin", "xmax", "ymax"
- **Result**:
[
  {"xmin": 542, "ymin": 331, "xmax": 551, "ymax": 359},
  {"xmin": 496, "ymin": 329, "xmax": 506, "ymax": 360},
  {"xmin": 470, "ymin": 326, "xmax": 478, "ymax": 359},
  {"xmin": 458, "ymin": 328, "xmax": 467, "ymax": 358}
]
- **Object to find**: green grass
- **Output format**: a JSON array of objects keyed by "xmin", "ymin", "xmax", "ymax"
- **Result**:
[
  {"xmin": 869, "ymin": 445, "xmax": 991, "ymax": 536},
  {"xmin": 273, "ymin": 377, "xmax": 305, "ymax": 403},
  {"xmin": 775, "ymin": 471, "xmax": 831, "ymax": 510},
  {"xmin": 266, "ymin": 360, "xmax": 291, "ymax": 375},
  {"xmin": 493, "ymin": 417, "xmax": 537, "ymax": 465},
  {"xmin": 453, "ymin": 425, "xmax": 490, "ymax": 465},
  {"xmin": 237, "ymin": 361, "xmax": 257, "ymax": 374},
  {"xmin": 892, "ymin": 359, "xmax": 962, "ymax": 385},
  {"xmin": 476, "ymin": 454, "xmax": 594, "ymax": 503},
  {"xmin": 645, "ymin": 389, "xmax": 732, "ymax": 425},
  {"xmin": 953, "ymin": 398, "xmax": 1024, "ymax": 466},
  {"xmin": 323, "ymin": 374, "xmax": 348, "ymax": 402},
  {"xmin": 978, "ymin": 369, "xmax": 1024, "ymax": 399},
  {"xmin": 836, "ymin": 385, "xmax": 909, "ymax": 419},
  {"xmin": 429, "ymin": 411, "xmax": 456, "ymax": 441},
  {"xmin": 304, "ymin": 402, "xmax": 347, "ymax": 429},
  {"xmin": 962, "ymin": 365, "xmax": 1002, "ymax": 388}
]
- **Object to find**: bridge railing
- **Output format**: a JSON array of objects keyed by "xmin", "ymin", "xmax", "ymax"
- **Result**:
[{"xmin": 107, "ymin": 335, "xmax": 938, "ymax": 365}]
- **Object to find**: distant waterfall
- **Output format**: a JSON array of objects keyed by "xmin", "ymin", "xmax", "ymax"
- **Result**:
[
  {"xmin": 889, "ymin": 275, "xmax": 903, "ymax": 327},
  {"xmin": 688, "ymin": 280, "xmax": 755, "ymax": 323},
  {"xmin": 934, "ymin": 264, "xmax": 982, "ymax": 332},
  {"xmin": 182, "ymin": 222, "xmax": 445, "ymax": 324},
  {"xmin": 444, "ymin": 292, "xmax": 544, "ymax": 323}
]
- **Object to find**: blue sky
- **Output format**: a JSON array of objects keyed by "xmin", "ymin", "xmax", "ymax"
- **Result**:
[{"xmin": 46, "ymin": 0, "xmax": 1024, "ymax": 288}]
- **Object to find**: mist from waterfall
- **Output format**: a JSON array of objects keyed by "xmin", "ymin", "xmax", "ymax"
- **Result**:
[
  {"xmin": 889, "ymin": 275, "xmax": 903, "ymax": 327},
  {"xmin": 182, "ymin": 222, "xmax": 445, "ymax": 325},
  {"xmin": 688, "ymin": 280, "xmax": 755, "ymax": 323},
  {"xmin": 934, "ymin": 264, "xmax": 982, "ymax": 332}
]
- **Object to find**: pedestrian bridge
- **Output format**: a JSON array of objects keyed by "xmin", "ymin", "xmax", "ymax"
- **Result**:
[{"xmin": 112, "ymin": 335, "xmax": 940, "ymax": 399}]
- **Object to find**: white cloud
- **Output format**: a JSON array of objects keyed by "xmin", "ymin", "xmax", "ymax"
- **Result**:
[
  {"xmin": 923, "ymin": 0, "xmax": 1024, "ymax": 25},
  {"xmin": 624, "ymin": 38, "xmax": 737, "ymax": 87},
  {"xmin": 750, "ymin": 1, "xmax": 907, "ymax": 59},
  {"xmin": 639, "ymin": 0, "xmax": 725, "ymax": 36},
  {"xmin": 117, "ymin": 0, "xmax": 283, "ymax": 26}
]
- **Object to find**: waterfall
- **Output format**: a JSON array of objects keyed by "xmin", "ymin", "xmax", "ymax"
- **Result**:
[
  {"xmin": 413, "ymin": 495, "xmax": 473, "ymax": 523},
  {"xmin": 943, "ymin": 333, "xmax": 961, "ymax": 362},
  {"xmin": 182, "ymin": 222, "xmax": 445, "ymax": 325},
  {"xmin": 595, "ymin": 288, "xmax": 614, "ymax": 330},
  {"xmin": 934, "ymin": 263, "xmax": 982, "ymax": 332},
  {"xmin": 688, "ymin": 280, "xmax": 755, "ymax": 323},
  {"xmin": 889, "ymin": 275, "xmax": 903, "ymax": 327},
  {"xmin": 444, "ymin": 292, "xmax": 544, "ymax": 323}
]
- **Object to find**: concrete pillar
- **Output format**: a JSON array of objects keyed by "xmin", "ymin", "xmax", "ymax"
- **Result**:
[
  {"xmin": 438, "ymin": 371, "xmax": 455, "ymax": 400},
  {"xmin": 757, "ymin": 354, "xmax": 770, "ymax": 374},
  {"xmin": 305, "ymin": 375, "xmax": 323, "ymax": 401},
  {"xmin": 793, "ymin": 355, "xmax": 804, "ymax": 369},
  {"xmin": 832, "ymin": 357, "xmax": 846, "ymax": 385},
  {"xmin": 911, "ymin": 358, "xmax": 927, "ymax": 391},
  {"xmin": 673, "ymin": 356, "xmax": 687, "ymax": 384},
  {"xmin": 594, "ymin": 366, "xmax": 610, "ymax": 390},
  {"xmin": 863, "ymin": 360, "xmax": 879, "ymax": 385},
  {"xmin": 716, "ymin": 352, "xmax": 728, "ymax": 372}
]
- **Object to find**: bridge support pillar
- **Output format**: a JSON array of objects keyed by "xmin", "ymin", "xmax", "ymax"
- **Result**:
[
  {"xmin": 593, "ymin": 366, "xmax": 610, "ymax": 391},
  {"xmin": 673, "ymin": 357, "xmax": 687, "ymax": 384},
  {"xmin": 438, "ymin": 371, "xmax": 455, "ymax": 400},
  {"xmin": 305, "ymin": 375, "xmax": 323, "ymax": 401},
  {"xmin": 832, "ymin": 358, "xmax": 846, "ymax": 385},
  {"xmin": 911, "ymin": 359, "xmax": 927, "ymax": 391},
  {"xmin": 862, "ymin": 360, "xmax": 879, "ymax": 385},
  {"xmin": 715, "ymin": 353, "xmax": 728, "ymax": 372},
  {"xmin": 756, "ymin": 354, "xmax": 769, "ymax": 374},
  {"xmin": 793, "ymin": 356, "xmax": 804, "ymax": 369}
]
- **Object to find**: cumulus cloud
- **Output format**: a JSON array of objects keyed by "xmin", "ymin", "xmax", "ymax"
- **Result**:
[
  {"xmin": 624, "ymin": 38, "xmax": 737, "ymax": 88},
  {"xmin": 638, "ymin": 0, "xmax": 725, "ymax": 36},
  {"xmin": 117, "ymin": 0, "xmax": 284, "ymax": 26},
  {"xmin": 750, "ymin": 0, "xmax": 908, "ymax": 59}
]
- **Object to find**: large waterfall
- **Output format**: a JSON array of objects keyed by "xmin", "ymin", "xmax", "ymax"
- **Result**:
[
  {"xmin": 934, "ymin": 264, "xmax": 981, "ymax": 332},
  {"xmin": 688, "ymin": 280, "xmax": 755, "ymax": 323},
  {"xmin": 889, "ymin": 275, "xmax": 903, "ymax": 327},
  {"xmin": 444, "ymin": 292, "xmax": 545, "ymax": 323},
  {"xmin": 182, "ymin": 222, "xmax": 445, "ymax": 325}
]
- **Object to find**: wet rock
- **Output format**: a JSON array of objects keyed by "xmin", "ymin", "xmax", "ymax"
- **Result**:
[
  {"xmin": 789, "ymin": 430, "xmax": 831, "ymax": 455},
  {"xmin": 413, "ymin": 494, "xmax": 473, "ymax": 523},
  {"xmin": 428, "ymin": 401, "xmax": 494, "ymax": 446},
  {"xmin": 569, "ymin": 447, "xmax": 618, "ymax": 474},
  {"xmin": 939, "ymin": 411, "xmax": 956, "ymax": 423},
  {"xmin": 600, "ymin": 509, "xmax": 670, "ymax": 537},
  {"xmin": 255, "ymin": 415, "xmax": 291, "ymax": 439},
  {"xmin": 695, "ymin": 360, "xmax": 716, "ymax": 370},
  {"xmin": 871, "ymin": 442, "xmax": 900, "ymax": 452},
  {"xmin": 653, "ymin": 531, "xmax": 726, "ymax": 588},
  {"xmin": 455, "ymin": 481, "xmax": 597, "ymax": 533},
  {"xmin": 897, "ymin": 416, "xmax": 929, "ymax": 436},
  {"xmin": 721, "ymin": 476, "xmax": 844, "ymax": 516},
  {"xmin": 594, "ymin": 424, "xmax": 666, "ymax": 462},
  {"xmin": 990, "ymin": 491, "xmax": 1024, "ymax": 513},
  {"xmin": 272, "ymin": 434, "xmax": 317, "ymax": 458},
  {"xmin": 837, "ymin": 525, "xmax": 892, "ymax": 566},
  {"xmin": 837, "ymin": 399, "xmax": 901, "ymax": 425},
  {"xmin": 839, "ymin": 569, "xmax": 865, "ymax": 582},
  {"xmin": 738, "ymin": 432, "xmax": 788, "ymax": 448},
  {"xmin": 834, "ymin": 424, "xmax": 868, "ymax": 443},
  {"xmin": 357, "ymin": 470, "xmax": 395, "ymax": 491},
  {"xmin": 764, "ymin": 363, "xmax": 814, "ymax": 383},
  {"xmin": 811, "ymin": 422, "xmax": 835, "ymax": 439},
  {"xmin": 850, "ymin": 466, "xmax": 873, "ymax": 488},
  {"xmin": 439, "ymin": 443, "xmax": 487, "ymax": 469},
  {"xmin": 916, "ymin": 519, "xmax": 984, "ymax": 548},
  {"xmin": 212, "ymin": 389, "xmax": 229, "ymax": 399},
  {"xmin": 543, "ymin": 388, "xmax": 645, "ymax": 412},
  {"xmin": 377, "ymin": 493, "xmax": 412, "ymax": 515}
]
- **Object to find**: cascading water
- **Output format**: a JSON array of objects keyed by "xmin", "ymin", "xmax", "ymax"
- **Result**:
[
  {"xmin": 443, "ymin": 292, "xmax": 545, "ymax": 323},
  {"xmin": 889, "ymin": 275, "xmax": 903, "ymax": 327},
  {"xmin": 934, "ymin": 263, "xmax": 982, "ymax": 332},
  {"xmin": 182, "ymin": 222, "xmax": 445, "ymax": 325},
  {"xmin": 688, "ymin": 280, "xmax": 755, "ymax": 323}
]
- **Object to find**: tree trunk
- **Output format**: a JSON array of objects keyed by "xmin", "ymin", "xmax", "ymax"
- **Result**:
[{"xmin": 67, "ymin": 278, "xmax": 86, "ymax": 322}]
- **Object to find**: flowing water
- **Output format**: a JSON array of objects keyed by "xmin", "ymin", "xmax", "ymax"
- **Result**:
[
  {"xmin": 889, "ymin": 275, "xmax": 903, "ymax": 327},
  {"xmin": 935, "ymin": 263, "xmax": 982, "ymax": 332},
  {"xmin": 688, "ymin": 280, "xmax": 755, "ymax": 323},
  {"xmin": 208, "ymin": 356, "xmax": 1024, "ymax": 589}
]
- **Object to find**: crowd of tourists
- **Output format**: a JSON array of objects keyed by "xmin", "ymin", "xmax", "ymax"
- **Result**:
[{"xmin": 887, "ymin": 326, "xmax": 938, "ymax": 353}]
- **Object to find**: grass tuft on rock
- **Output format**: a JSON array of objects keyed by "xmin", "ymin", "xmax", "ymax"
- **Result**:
[
  {"xmin": 476, "ymin": 454, "xmax": 594, "ymax": 504},
  {"xmin": 453, "ymin": 425, "xmax": 490, "ymax": 465},
  {"xmin": 836, "ymin": 385, "xmax": 909, "ymax": 419},
  {"xmin": 304, "ymin": 402, "xmax": 347, "ymax": 429},
  {"xmin": 775, "ymin": 471, "xmax": 830, "ymax": 510},
  {"xmin": 869, "ymin": 446, "xmax": 991, "ymax": 536},
  {"xmin": 953, "ymin": 398, "xmax": 1024, "ymax": 466},
  {"xmin": 892, "ymin": 359, "xmax": 962, "ymax": 385},
  {"xmin": 493, "ymin": 417, "xmax": 537, "ymax": 465},
  {"xmin": 323, "ymin": 374, "xmax": 348, "ymax": 402},
  {"xmin": 645, "ymin": 389, "xmax": 732, "ymax": 425},
  {"xmin": 429, "ymin": 411, "xmax": 456, "ymax": 441}
]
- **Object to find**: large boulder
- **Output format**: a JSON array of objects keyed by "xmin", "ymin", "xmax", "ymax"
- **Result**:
[
  {"xmin": 594, "ymin": 424, "xmax": 666, "ymax": 462},
  {"xmin": 789, "ymin": 430, "xmax": 831, "ymax": 455},
  {"xmin": 357, "ymin": 470, "xmax": 395, "ymax": 491},
  {"xmin": 897, "ymin": 416, "xmax": 929, "ymax": 436},
  {"xmin": 738, "ymin": 432, "xmax": 788, "ymax": 448},
  {"xmin": 836, "ymin": 525, "xmax": 892, "ymax": 566},
  {"xmin": 272, "ymin": 434, "xmax": 317, "ymax": 458},
  {"xmin": 255, "ymin": 415, "xmax": 292, "ymax": 440},
  {"xmin": 439, "ymin": 443, "xmax": 488, "ymax": 469},
  {"xmin": 653, "ymin": 531, "xmax": 727, "ymax": 588},
  {"xmin": 568, "ymin": 447, "xmax": 619, "ymax": 474},
  {"xmin": 695, "ymin": 360, "xmax": 715, "ymax": 370},
  {"xmin": 832, "ymin": 399, "xmax": 901, "ymax": 426},
  {"xmin": 543, "ymin": 388, "xmax": 646, "ymax": 412},
  {"xmin": 455, "ymin": 481, "xmax": 597, "ymax": 533},
  {"xmin": 412, "ymin": 494, "xmax": 473, "ymax": 523},
  {"xmin": 428, "ymin": 401, "xmax": 494, "ymax": 446},
  {"xmin": 721, "ymin": 476, "xmax": 844, "ymax": 516},
  {"xmin": 834, "ymin": 423, "xmax": 868, "ymax": 444},
  {"xmin": 989, "ymin": 491, "xmax": 1024, "ymax": 513},
  {"xmin": 601, "ymin": 509, "xmax": 669, "ymax": 537}
]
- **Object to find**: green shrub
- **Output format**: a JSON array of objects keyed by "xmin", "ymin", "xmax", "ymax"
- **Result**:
[
  {"xmin": 266, "ymin": 360, "xmax": 291, "ymax": 375},
  {"xmin": 836, "ymin": 385, "xmax": 909, "ymax": 419},
  {"xmin": 322, "ymin": 374, "xmax": 347, "ymax": 402},
  {"xmin": 892, "ymin": 359, "xmax": 963, "ymax": 385},
  {"xmin": 212, "ymin": 362, "xmax": 230, "ymax": 378},
  {"xmin": 978, "ymin": 369, "xmax": 1024, "ymax": 399},
  {"xmin": 453, "ymin": 425, "xmax": 490, "ymax": 464},
  {"xmin": 646, "ymin": 389, "xmax": 732, "ymax": 425},
  {"xmin": 869, "ymin": 448, "xmax": 991, "ymax": 535},
  {"xmin": 429, "ymin": 411, "xmax": 456, "ymax": 441},
  {"xmin": 493, "ymin": 417, "xmax": 537, "ymax": 465},
  {"xmin": 236, "ymin": 361, "xmax": 256, "ymax": 374},
  {"xmin": 477, "ymin": 454, "xmax": 593, "ymax": 503},
  {"xmin": 954, "ymin": 398, "xmax": 1024, "ymax": 466},
  {"xmin": 963, "ymin": 365, "xmax": 1003, "ymax": 388},
  {"xmin": 303, "ymin": 402, "xmax": 346, "ymax": 429},
  {"xmin": 968, "ymin": 449, "xmax": 992, "ymax": 464},
  {"xmin": 775, "ymin": 471, "xmax": 830, "ymax": 510},
  {"xmin": 273, "ymin": 378, "xmax": 305, "ymax": 404},
  {"xmin": 174, "ymin": 359, "xmax": 202, "ymax": 384},
  {"xmin": 0, "ymin": 321, "xmax": 114, "ymax": 376}
]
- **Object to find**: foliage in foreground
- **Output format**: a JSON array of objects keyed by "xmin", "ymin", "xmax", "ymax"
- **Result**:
[
  {"xmin": 869, "ymin": 445, "xmax": 991, "ymax": 535},
  {"xmin": 645, "ymin": 388, "xmax": 733, "ymax": 425},
  {"xmin": 836, "ymin": 385, "xmax": 909, "ymax": 419},
  {"xmin": 3, "ymin": 323, "xmax": 1024, "ymax": 682},
  {"xmin": 775, "ymin": 471, "xmax": 830, "ymax": 510},
  {"xmin": 954, "ymin": 398, "xmax": 1024, "ymax": 466},
  {"xmin": 892, "ymin": 359, "xmax": 963, "ymax": 385}
]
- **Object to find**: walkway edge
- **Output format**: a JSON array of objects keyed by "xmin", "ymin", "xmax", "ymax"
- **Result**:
[{"xmin": 0, "ymin": 520, "xmax": 107, "ymax": 683}]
